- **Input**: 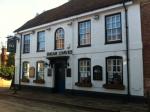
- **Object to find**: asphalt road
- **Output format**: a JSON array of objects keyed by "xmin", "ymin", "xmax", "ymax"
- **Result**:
[{"xmin": 0, "ymin": 95, "xmax": 97, "ymax": 112}]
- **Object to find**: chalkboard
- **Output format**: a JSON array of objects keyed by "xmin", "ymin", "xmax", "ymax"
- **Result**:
[{"xmin": 93, "ymin": 65, "xmax": 102, "ymax": 80}]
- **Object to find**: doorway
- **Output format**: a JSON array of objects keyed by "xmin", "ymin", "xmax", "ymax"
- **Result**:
[{"xmin": 54, "ymin": 60, "xmax": 66, "ymax": 93}]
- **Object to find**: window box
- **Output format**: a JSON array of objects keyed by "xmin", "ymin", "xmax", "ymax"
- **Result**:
[
  {"xmin": 33, "ymin": 79, "xmax": 45, "ymax": 84},
  {"xmin": 75, "ymin": 82, "xmax": 92, "ymax": 87},
  {"xmin": 21, "ymin": 76, "xmax": 30, "ymax": 83},
  {"xmin": 103, "ymin": 84, "xmax": 125, "ymax": 90}
]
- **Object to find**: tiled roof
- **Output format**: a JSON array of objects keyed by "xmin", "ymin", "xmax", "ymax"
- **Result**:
[{"xmin": 14, "ymin": 0, "xmax": 131, "ymax": 32}]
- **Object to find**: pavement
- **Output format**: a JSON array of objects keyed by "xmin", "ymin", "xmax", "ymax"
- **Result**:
[{"xmin": 0, "ymin": 87, "xmax": 149, "ymax": 112}]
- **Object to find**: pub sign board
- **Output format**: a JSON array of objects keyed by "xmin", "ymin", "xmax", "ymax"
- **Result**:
[{"xmin": 7, "ymin": 37, "xmax": 16, "ymax": 53}]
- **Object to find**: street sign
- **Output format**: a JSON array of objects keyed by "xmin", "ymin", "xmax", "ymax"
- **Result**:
[{"xmin": 7, "ymin": 37, "xmax": 16, "ymax": 53}]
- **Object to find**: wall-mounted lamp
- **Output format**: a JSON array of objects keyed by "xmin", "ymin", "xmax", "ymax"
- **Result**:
[
  {"xmin": 67, "ymin": 22, "xmax": 73, "ymax": 26},
  {"xmin": 44, "ymin": 62, "xmax": 50, "ymax": 68},
  {"xmin": 93, "ymin": 15, "xmax": 99, "ymax": 20},
  {"xmin": 46, "ymin": 27, "xmax": 51, "ymax": 31},
  {"xmin": 66, "ymin": 44, "xmax": 71, "ymax": 49},
  {"xmin": 31, "ymin": 30, "xmax": 35, "ymax": 34},
  {"xmin": 67, "ymin": 62, "xmax": 70, "ymax": 67}
]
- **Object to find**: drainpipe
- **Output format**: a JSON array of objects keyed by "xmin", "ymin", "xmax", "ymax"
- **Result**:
[
  {"xmin": 123, "ymin": 0, "xmax": 130, "ymax": 97},
  {"xmin": 18, "ymin": 34, "xmax": 22, "ymax": 90}
]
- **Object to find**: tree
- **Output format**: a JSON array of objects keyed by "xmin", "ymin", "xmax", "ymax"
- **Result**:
[
  {"xmin": 0, "ymin": 65, "xmax": 14, "ymax": 80},
  {"xmin": 0, "ymin": 52, "xmax": 15, "ymax": 80}
]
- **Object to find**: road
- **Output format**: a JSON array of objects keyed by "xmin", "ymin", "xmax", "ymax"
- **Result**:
[{"xmin": 0, "ymin": 95, "xmax": 97, "ymax": 112}]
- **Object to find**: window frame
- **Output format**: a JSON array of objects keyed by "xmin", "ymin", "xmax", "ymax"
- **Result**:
[
  {"xmin": 23, "ymin": 34, "xmax": 30, "ymax": 53},
  {"xmin": 105, "ymin": 13, "xmax": 122, "ymax": 44},
  {"xmin": 22, "ymin": 61, "xmax": 29, "ymax": 78},
  {"xmin": 106, "ymin": 56, "xmax": 123, "ymax": 85},
  {"xmin": 37, "ymin": 31, "xmax": 45, "ymax": 52},
  {"xmin": 78, "ymin": 58, "xmax": 91, "ymax": 83},
  {"xmin": 55, "ymin": 28, "xmax": 65, "ymax": 50},
  {"xmin": 78, "ymin": 20, "xmax": 91, "ymax": 48},
  {"xmin": 36, "ymin": 61, "xmax": 45, "ymax": 80}
]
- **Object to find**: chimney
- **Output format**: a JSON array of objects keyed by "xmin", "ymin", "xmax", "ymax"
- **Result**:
[{"xmin": 1, "ymin": 47, "xmax": 7, "ymax": 66}]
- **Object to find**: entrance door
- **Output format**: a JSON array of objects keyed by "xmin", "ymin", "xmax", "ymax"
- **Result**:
[{"xmin": 54, "ymin": 61, "xmax": 66, "ymax": 93}]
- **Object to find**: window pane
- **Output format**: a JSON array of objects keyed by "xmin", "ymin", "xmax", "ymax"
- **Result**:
[
  {"xmin": 37, "ymin": 31, "xmax": 45, "ymax": 51},
  {"xmin": 107, "ymin": 57, "xmax": 123, "ymax": 84},
  {"xmin": 37, "ymin": 62, "xmax": 44, "ymax": 80},
  {"xmin": 106, "ymin": 14, "xmax": 121, "ymax": 43},
  {"xmin": 55, "ymin": 28, "xmax": 64, "ymax": 49},
  {"xmin": 79, "ymin": 21, "xmax": 91, "ymax": 46},
  {"xmin": 79, "ymin": 59, "xmax": 91, "ymax": 83},
  {"xmin": 23, "ymin": 62, "xmax": 29, "ymax": 77},
  {"xmin": 24, "ymin": 34, "xmax": 30, "ymax": 53}
]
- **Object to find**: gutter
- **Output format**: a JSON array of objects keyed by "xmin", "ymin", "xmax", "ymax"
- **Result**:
[
  {"xmin": 123, "ymin": 0, "xmax": 130, "ymax": 97},
  {"xmin": 18, "ymin": 34, "xmax": 22, "ymax": 90}
]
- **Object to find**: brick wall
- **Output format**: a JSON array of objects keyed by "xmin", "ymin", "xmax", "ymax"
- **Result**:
[{"xmin": 141, "ymin": 1, "xmax": 150, "ymax": 95}]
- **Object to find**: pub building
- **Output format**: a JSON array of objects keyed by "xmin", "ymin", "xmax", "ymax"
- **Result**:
[{"xmin": 13, "ymin": 0, "xmax": 150, "ymax": 97}]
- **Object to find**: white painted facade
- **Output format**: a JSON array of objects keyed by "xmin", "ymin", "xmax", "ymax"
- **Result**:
[{"xmin": 15, "ymin": 3, "xmax": 144, "ymax": 96}]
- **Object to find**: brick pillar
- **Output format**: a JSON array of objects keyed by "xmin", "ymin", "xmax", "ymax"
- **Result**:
[{"xmin": 141, "ymin": 1, "xmax": 150, "ymax": 95}]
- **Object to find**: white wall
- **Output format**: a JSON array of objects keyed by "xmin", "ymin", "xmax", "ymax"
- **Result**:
[{"xmin": 15, "ymin": 3, "xmax": 144, "ymax": 96}]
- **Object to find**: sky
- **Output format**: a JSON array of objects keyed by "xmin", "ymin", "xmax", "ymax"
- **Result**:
[{"xmin": 0, "ymin": 0, "xmax": 68, "ymax": 47}]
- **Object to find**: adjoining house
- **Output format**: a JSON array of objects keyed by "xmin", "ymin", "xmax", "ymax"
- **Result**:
[{"xmin": 13, "ymin": 0, "xmax": 150, "ymax": 97}]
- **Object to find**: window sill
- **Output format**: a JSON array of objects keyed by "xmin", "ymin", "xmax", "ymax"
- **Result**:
[
  {"xmin": 33, "ymin": 79, "xmax": 45, "ymax": 84},
  {"xmin": 21, "ymin": 77, "xmax": 30, "ymax": 83},
  {"xmin": 103, "ymin": 84, "xmax": 125, "ymax": 90},
  {"xmin": 75, "ymin": 82, "xmax": 92, "ymax": 87},
  {"xmin": 36, "ymin": 50, "xmax": 45, "ymax": 52},
  {"xmin": 105, "ymin": 40, "xmax": 122, "ymax": 45},
  {"xmin": 77, "ymin": 44, "xmax": 91, "ymax": 48}
]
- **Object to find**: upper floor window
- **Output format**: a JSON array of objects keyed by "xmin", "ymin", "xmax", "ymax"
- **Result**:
[
  {"xmin": 78, "ymin": 20, "xmax": 91, "ymax": 47},
  {"xmin": 22, "ymin": 62, "xmax": 29, "ymax": 78},
  {"xmin": 37, "ymin": 31, "xmax": 45, "ymax": 52},
  {"xmin": 23, "ymin": 34, "xmax": 30, "ymax": 53},
  {"xmin": 105, "ymin": 13, "xmax": 122, "ymax": 44},
  {"xmin": 55, "ymin": 28, "xmax": 64, "ymax": 50},
  {"xmin": 36, "ymin": 61, "xmax": 44, "ymax": 80},
  {"xmin": 106, "ymin": 56, "xmax": 123, "ymax": 85}
]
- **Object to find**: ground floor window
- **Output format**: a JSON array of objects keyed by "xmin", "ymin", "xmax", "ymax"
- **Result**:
[
  {"xmin": 75, "ymin": 58, "xmax": 92, "ymax": 87},
  {"xmin": 106, "ymin": 56, "xmax": 123, "ymax": 85},
  {"xmin": 36, "ymin": 61, "xmax": 44, "ymax": 80},
  {"xmin": 22, "ymin": 62, "xmax": 30, "ymax": 83},
  {"xmin": 22, "ymin": 62, "xmax": 29, "ymax": 77},
  {"xmin": 103, "ymin": 56, "xmax": 125, "ymax": 90}
]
